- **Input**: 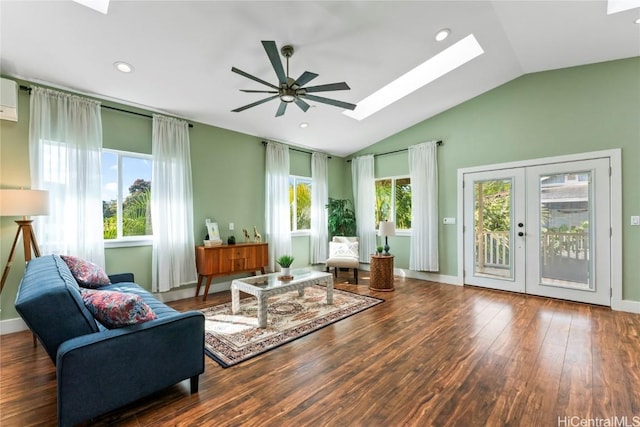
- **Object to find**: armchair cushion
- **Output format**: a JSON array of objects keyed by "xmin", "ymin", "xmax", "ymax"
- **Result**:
[{"xmin": 329, "ymin": 241, "xmax": 359, "ymax": 258}]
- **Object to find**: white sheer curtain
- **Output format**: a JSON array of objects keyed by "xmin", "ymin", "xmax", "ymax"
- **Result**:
[
  {"xmin": 151, "ymin": 114, "xmax": 197, "ymax": 292},
  {"xmin": 265, "ymin": 142, "xmax": 291, "ymax": 272},
  {"xmin": 310, "ymin": 152, "xmax": 328, "ymax": 264},
  {"xmin": 351, "ymin": 155, "xmax": 377, "ymax": 262},
  {"xmin": 409, "ymin": 141, "xmax": 439, "ymax": 271},
  {"xmin": 29, "ymin": 87, "xmax": 105, "ymax": 267}
]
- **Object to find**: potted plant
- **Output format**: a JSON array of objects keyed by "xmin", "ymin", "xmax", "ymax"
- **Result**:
[
  {"xmin": 376, "ymin": 246, "xmax": 383, "ymax": 255},
  {"xmin": 276, "ymin": 254, "xmax": 295, "ymax": 277},
  {"xmin": 326, "ymin": 198, "xmax": 357, "ymax": 239}
]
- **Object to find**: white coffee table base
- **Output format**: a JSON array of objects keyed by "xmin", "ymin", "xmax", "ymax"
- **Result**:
[{"xmin": 231, "ymin": 270, "xmax": 334, "ymax": 328}]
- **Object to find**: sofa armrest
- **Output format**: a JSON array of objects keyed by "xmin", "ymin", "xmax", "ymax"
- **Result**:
[
  {"xmin": 55, "ymin": 311, "xmax": 204, "ymax": 427},
  {"xmin": 108, "ymin": 272, "xmax": 135, "ymax": 283}
]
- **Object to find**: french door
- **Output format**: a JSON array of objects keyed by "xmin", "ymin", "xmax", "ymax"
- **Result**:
[{"xmin": 463, "ymin": 158, "xmax": 611, "ymax": 306}]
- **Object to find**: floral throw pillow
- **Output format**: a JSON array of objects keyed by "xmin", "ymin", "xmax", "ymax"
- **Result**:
[
  {"xmin": 61, "ymin": 255, "xmax": 111, "ymax": 288},
  {"xmin": 81, "ymin": 289, "xmax": 157, "ymax": 329}
]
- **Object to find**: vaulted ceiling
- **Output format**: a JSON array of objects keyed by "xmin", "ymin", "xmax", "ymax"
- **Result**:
[{"xmin": 1, "ymin": 1, "xmax": 638, "ymax": 156}]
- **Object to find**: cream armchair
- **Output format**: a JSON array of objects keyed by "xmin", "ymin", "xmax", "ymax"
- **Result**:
[{"xmin": 325, "ymin": 236, "xmax": 359, "ymax": 284}]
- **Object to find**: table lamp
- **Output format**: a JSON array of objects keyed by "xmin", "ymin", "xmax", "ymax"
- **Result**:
[
  {"xmin": 0, "ymin": 189, "xmax": 49, "ymax": 293},
  {"xmin": 378, "ymin": 221, "xmax": 396, "ymax": 256}
]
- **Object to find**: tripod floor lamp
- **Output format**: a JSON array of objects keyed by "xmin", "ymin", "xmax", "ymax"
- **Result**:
[{"xmin": 0, "ymin": 189, "xmax": 49, "ymax": 293}]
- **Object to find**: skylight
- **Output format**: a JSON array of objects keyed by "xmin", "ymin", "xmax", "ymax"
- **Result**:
[
  {"xmin": 72, "ymin": 0, "xmax": 110, "ymax": 14},
  {"xmin": 607, "ymin": 0, "xmax": 640, "ymax": 14},
  {"xmin": 343, "ymin": 34, "xmax": 484, "ymax": 121}
]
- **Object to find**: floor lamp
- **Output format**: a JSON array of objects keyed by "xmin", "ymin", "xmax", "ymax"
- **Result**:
[{"xmin": 0, "ymin": 189, "xmax": 49, "ymax": 293}]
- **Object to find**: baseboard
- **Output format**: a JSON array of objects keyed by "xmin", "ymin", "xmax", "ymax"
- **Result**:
[
  {"xmin": 0, "ymin": 317, "xmax": 28, "ymax": 335},
  {"xmin": 358, "ymin": 264, "xmax": 460, "ymax": 286},
  {"xmin": 3, "ymin": 271, "xmax": 637, "ymax": 336},
  {"xmin": 613, "ymin": 299, "xmax": 640, "ymax": 314}
]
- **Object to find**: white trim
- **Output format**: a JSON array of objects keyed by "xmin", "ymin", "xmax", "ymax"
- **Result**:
[
  {"xmin": 359, "ymin": 263, "xmax": 460, "ymax": 286},
  {"xmin": 457, "ymin": 149, "xmax": 627, "ymax": 310},
  {"xmin": 0, "ymin": 317, "xmax": 29, "ymax": 334}
]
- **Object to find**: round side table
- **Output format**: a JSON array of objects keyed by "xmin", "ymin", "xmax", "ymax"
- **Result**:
[{"xmin": 369, "ymin": 255, "xmax": 394, "ymax": 291}]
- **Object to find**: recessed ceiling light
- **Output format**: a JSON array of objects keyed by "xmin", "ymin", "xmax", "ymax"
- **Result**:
[
  {"xmin": 114, "ymin": 61, "xmax": 134, "ymax": 73},
  {"xmin": 635, "ymin": 17, "xmax": 640, "ymax": 24},
  {"xmin": 435, "ymin": 29, "xmax": 451, "ymax": 42},
  {"xmin": 344, "ymin": 34, "xmax": 484, "ymax": 121},
  {"xmin": 299, "ymin": 122, "xmax": 309, "ymax": 128}
]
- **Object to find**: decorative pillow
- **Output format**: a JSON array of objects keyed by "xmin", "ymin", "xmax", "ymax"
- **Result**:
[
  {"xmin": 333, "ymin": 236, "xmax": 351, "ymax": 243},
  {"xmin": 61, "ymin": 255, "xmax": 111, "ymax": 288},
  {"xmin": 329, "ymin": 242, "xmax": 359, "ymax": 258},
  {"xmin": 81, "ymin": 289, "xmax": 157, "ymax": 329}
]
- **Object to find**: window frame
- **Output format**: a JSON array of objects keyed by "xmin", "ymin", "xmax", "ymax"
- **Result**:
[
  {"xmin": 375, "ymin": 175, "xmax": 412, "ymax": 236},
  {"xmin": 289, "ymin": 175, "xmax": 312, "ymax": 236},
  {"xmin": 102, "ymin": 148, "xmax": 153, "ymax": 248}
]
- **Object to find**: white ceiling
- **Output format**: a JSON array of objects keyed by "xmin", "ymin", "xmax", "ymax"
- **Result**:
[{"xmin": 1, "ymin": 1, "xmax": 638, "ymax": 157}]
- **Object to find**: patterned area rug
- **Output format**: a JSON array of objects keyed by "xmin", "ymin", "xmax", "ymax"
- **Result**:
[{"xmin": 201, "ymin": 285, "xmax": 383, "ymax": 368}]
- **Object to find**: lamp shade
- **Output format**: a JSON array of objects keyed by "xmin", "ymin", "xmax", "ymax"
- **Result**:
[
  {"xmin": 0, "ymin": 189, "xmax": 50, "ymax": 216},
  {"xmin": 378, "ymin": 221, "xmax": 396, "ymax": 237}
]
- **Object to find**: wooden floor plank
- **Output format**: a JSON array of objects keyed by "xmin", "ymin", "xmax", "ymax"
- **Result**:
[{"xmin": 1, "ymin": 275, "xmax": 639, "ymax": 426}]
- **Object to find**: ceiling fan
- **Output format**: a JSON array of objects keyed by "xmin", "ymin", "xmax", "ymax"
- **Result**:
[{"xmin": 231, "ymin": 41, "xmax": 357, "ymax": 117}]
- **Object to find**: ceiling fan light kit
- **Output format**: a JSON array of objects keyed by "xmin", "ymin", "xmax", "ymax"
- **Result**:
[{"xmin": 231, "ymin": 40, "xmax": 357, "ymax": 117}]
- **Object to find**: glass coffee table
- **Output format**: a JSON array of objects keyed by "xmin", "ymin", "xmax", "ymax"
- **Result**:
[{"xmin": 231, "ymin": 269, "xmax": 333, "ymax": 328}]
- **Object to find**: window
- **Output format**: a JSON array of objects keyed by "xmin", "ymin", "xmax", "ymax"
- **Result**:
[
  {"xmin": 375, "ymin": 176, "xmax": 412, "ymax": 230},
  {"xmin": 102, "ymin": 149, "xmax": 152, "ymax": 242},
  {"xmin": 289, "ymin": 175, "xmax": 312, "ymax": 232}
]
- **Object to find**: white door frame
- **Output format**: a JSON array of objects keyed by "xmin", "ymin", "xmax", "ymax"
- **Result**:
[{"xmin": 456, "ymin": 149, "xmax": 622, "ymax": 308}]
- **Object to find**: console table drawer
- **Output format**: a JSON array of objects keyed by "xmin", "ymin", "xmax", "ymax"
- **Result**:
[{"xmin": 195, "ymin": 243, "xmax": 268, "ymax": 301}]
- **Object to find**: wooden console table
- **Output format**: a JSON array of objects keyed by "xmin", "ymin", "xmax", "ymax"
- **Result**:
[
  {"xmin": 195, "ymin": 242, "xmax": 268, "ymax": 301},
  {"xmin": 369, "ymin": 255, "xmax": 395, "ymax": 291}
]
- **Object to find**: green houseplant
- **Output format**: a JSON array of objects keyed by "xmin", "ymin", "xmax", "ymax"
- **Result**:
[
  {"xmin": 276, "ymin": 255, "xmax": 295, "ymax": 277},
  {"xmin": 326, "ymin": 198, "xmax": 357, "ymax": 238}
]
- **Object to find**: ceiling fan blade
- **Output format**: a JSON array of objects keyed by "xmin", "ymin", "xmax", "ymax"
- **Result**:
[
  {"xmin": 262, "ymin": 41, "xmax": 287, "ymax": 85},
  {"xmin": 302, "ymin": 94, "xmax": 357, "ymax": 111},
  {"xmin": 275, "ymin": 101, "xmax": 287, "ymax": 117},
  {"xmin": 303, "ymin": 82, "xmax": 351, "ymax": 93},
  {"xmin": 240, "ymin": 89, "xmax": 278, "ymax": 93},
  {"xmin": 294, "ymin": 98, "xmax": 310, "ymax": 112},
  {"xmin": 293, "ymin": 71, "xmax": 318, "ymax": 87},
  {"xmin": 231, "ymin": 95, "xmax": 279, "ymax": 113},
  {"xmin": 232, "ymin": 67, "xmax": 279, "ymax": 90}
]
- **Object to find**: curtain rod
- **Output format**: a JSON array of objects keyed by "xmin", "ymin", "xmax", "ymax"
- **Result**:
[
  {"xmin": 261, "ymin": 140, "xmax": 332, "ymax": 159},
  {"xmin": 19, "ymin": 85, "xmax": 194, "ymax": 128},
  {"xmin": 346, "ymin": 140, "xmax": 443, "ymax": 162}
]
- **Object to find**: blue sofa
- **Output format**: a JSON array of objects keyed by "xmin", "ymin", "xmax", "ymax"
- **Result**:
[{"xmin": 15, "ymin": 255, "xmax": 205, "ymax": 427}]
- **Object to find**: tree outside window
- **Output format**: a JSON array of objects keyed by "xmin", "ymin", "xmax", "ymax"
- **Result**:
[
  {"xmin": 375, "ymin": 177, "xmax": 411, "ymax": 230},
  {"xmin": 289, "ymin": 176, "xmax": 312, "ymax": 231},
  {"xmin": 102, "ymin": 150, "xmax": 152, "ymax": 240}
]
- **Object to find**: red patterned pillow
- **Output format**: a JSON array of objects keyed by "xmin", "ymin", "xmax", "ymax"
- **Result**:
[
  {"xmin": 61, "ymin": 255, "xmax": 111, "ymax": 288},
  {"xmin": 81, "ymin": 289, "xmax": 157, "ymax": 328}
]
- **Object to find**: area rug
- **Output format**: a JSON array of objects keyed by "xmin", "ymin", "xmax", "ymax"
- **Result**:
[{"xmin": 201, "ymin": 285, "xmax": 383, "ymax": 368}]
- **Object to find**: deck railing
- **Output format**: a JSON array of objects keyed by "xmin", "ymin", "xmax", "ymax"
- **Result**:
[{"xmin": 475, "ymin": 231, "xmax": 589, "ymax": 269}]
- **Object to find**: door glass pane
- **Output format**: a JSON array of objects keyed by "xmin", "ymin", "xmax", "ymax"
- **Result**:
[
  {"xmin": 539, "ymin": 171, "xmax": 591, "ymax": 289},
  {"xmin": 473, "ymin": 179, "xmax": 512, "ymax": 279}
]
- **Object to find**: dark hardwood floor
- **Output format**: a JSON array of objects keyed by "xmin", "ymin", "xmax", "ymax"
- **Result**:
[{"xmin": 1, "ymin": 273, "xmax": 639, "ymax": 426}]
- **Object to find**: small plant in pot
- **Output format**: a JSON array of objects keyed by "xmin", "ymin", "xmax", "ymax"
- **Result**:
[
  {"xmin": 376, "ymin": 246, "xmax": 383, "ymax": 255},
  {"xmin": 276, "ymin": 255, "xmax": 295, "ymax": 277}
]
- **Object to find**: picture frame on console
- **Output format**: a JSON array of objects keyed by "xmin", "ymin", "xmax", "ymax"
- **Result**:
[{"xmin": 206, "ymin": 221, "xmax": 221, "ymax": 241}]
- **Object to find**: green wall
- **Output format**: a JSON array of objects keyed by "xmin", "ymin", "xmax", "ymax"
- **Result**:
[
  {"xmin": 2, "ymin": 57, "xmax": 638, "ymax": 322},
  {"xmin": 0, "ymin": 79, "xmax": 346, "ymax": 320},
  {"xmin": 349, "ymin": 57, "xmax": 640, "ymax": 301}
]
